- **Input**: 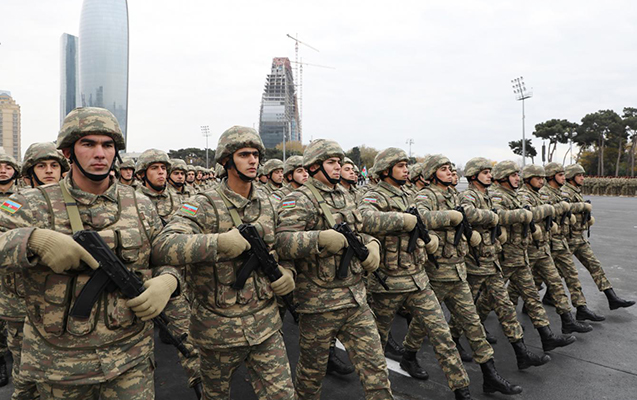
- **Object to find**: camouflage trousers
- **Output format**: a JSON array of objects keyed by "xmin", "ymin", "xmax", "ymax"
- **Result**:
[
  {"xmin": 429, "ymin": 280, "xmax": 494, "ymax": 364},
  {"xmin": 551, "ymin": 249, "xmax": 587, "ymax": 307},
  {"xmin": 36, "ymin": 356, "xmax": 154, "ymax": 400},
  {"xmin": 6, "ymin": 320, "xmax": 38, "ymax": 400},
  {"xmin": 296, "ymin": 305, "xmax": 392, "ymax": 400},
  {"xmin": 163, "ymin": 294, "xmax": 200, "ymax": 387},
  {"xmin": 569, "ymin": 240, "xmax": 612, "ymax": 292},
  {"xmin": 0, "ymin": 320, "xmax": 7, "ymax": 357},
  {"xmin": 477, "ymin": 265, "xmax": 550, "ymax": 329},
  {"xmin": 509, "ymin": 253, "xmax": 572, "ymax": 315},
  {"xmin": 199, "ymin": 331, "xmax": 295, "ymax": 400},
  {"xmin": 449, "ymin": 272, "xmax": 523, "ymax": 343},
  {"xmin": 371, "ymin": 286, "xmax": 470, "ymax": 391}
]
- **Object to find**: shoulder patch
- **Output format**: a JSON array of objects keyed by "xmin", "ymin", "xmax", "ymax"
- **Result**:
[
  {"xmin": 0, "ymin": 199, "xmax": 22, "ymax": 214},
  {"xmin": 491, "ymin": 196, "xmax": 503, "ymax": 203},
  {"xmin": 540, "ymin": 194, "xmax": 550, "ymax": 200},
  {"xmin": 362, "ymin": 197, "xmax": 378, "ymax": 203},
  {"xmin": 271, "ymin": 193, "xmax": 282, "ymax": 201},
  {"xmin": 180, "ymin": 203, "xmax": 198, "ymax": 216},
  {"xmin": 464, "ymin": 194, "xmax": 476, "ymax": 201},
  {"xmin": 561, "ymin": 192, "xmax": 570, "ymax": 197},
  {"xmin": 521, "ymin": 194, "xmax": 530, "ymax": 200},
  {"xmin": 415, "ymin": 194, "xmax": 428, "ymax": 200},
  {"xmin": 281, "ymin": 200, "xmax": 296, "ymax": 209}
]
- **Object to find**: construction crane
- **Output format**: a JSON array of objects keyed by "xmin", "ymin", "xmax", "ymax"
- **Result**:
[
  {"xmin": 286, "ymin": 34, "xmax": 319, "ymax": 139},
  {"xmin": 289, "ymin": 60, "xmax": 335, "ymax": 139}
]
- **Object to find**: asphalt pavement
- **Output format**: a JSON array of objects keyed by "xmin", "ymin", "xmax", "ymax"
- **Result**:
[{"xmin": 1, "ymin": 192, "xmax": 636, "ymax": 400}]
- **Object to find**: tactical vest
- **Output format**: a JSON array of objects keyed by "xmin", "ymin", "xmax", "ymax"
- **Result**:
[
  {"xmin": 0, "ymin": 189, "xmax": 27, "ymax": 321},
  {"xmin": 491, "ymin": 186, "xmax": 531, "ymax": 260},
  {"xmin": 461, "ymin": 187, "xmax": 501, "ymax": 262},
  {"xmin": 539, "ymin": 185, "xmax": 570, "ymax": 251},
  {"xmin": 519, "ymin": 187, "xmax": 551, "ymax": 254},
  {"xmin": 419, "ymin": 187, "xmax": 468, "ymax": 263},
  {"xmin": 562, "ymin": 183, "xmax": 588, "ymax": 240},
  {"xmin": 22, "ymin": 183, "xmax": 152, "ymax": 350}
]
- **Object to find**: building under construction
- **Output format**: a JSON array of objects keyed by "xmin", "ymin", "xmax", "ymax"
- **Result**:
[{"xmin": 259, "ymin": 57, "xmax": 300, "ymax": 148}]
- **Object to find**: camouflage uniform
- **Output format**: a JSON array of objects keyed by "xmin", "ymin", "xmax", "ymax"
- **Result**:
[
  {"xmin": 0, "ymin": 108, "xmax": 177, "ymax": 399},
  {"xmin": 271, "ymin": 156, "xmax": 303, "ymax": 206},
  {"xmin": 261, "ymin": 159, "xmax": 285, "ymax": 195},
  {"xmin": 359, "ymin": 149, "xmax": 470, "ymax": 393},
  {"xmin": 276, "ymin": 140, "xmax": 392, "ymax": 400},
  {"xmin": 340, "ymin": 157, "xmax": 360, "ymax": 201},
  {"xmin": 118, "ymin": 157, "xmax": 139, "ymax": 189},
  {"xmin": 169, "ymin": 159, "xmax": 195, "ymax": 199},
  {"xmin": 151, "ymin": 126, "xmax": 295, "ymax": 400}
]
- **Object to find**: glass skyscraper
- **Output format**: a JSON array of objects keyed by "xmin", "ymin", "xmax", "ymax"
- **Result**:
[
  {"xmin": 79, "ymin": 0, "xmax": 129, "ymax": 146},
  {"xmin": 60, "ymin": 33, "xmax": 79, "ymax": 127}
]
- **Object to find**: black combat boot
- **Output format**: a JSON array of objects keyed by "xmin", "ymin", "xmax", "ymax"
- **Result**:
[
  {"xmin": 560, "ymin": 312, "xmax": 593, "ymax": 333},
  {"xmin": 604, "ymin": 288, "xmax": 636, "ymax": 310},
  {"xmin": 0, "ymin": 356, "xmax": 7, "ymax": 387},
  {"xmin": 483, "ymin": 325, "xmax": 498, "ymax": 344},
  {"xmin": 326, "ymin": 346, "xmax": 355, "ymax": 375},
  {"xmin": 479, "ymin": 358, "xmax": 522, "ymax": 395},
  {"xmin": 454, "ymin": 387, "xmax": 473, "ymax": 399},
  {"xmin": 576, "ymin": 305, "xmax": 605, "ymax": 322},
  {"xmin": 511, "ymin": 339, "xmax": 550, "ymax": 370},
  {"xmin": 384, "ymin": 332, "xmax": 405, "ymax": 362},
  {"xmin": 193, "ymin": 381, "xmax": 203, "ymax": 399},
  {"xmin": 400, "ymin": 350, "xmax": 429, "ymax": 380},
  {"xmin": 542, "ymin": 291, "xmax": 555, "ymax": 307},
  {"xmin": 452, "ymin": 336, "xmax": 473, "ymax": 362},
  {"xmin": 537, "ymin": 325, "xmax": 576, "ymax": 351}
]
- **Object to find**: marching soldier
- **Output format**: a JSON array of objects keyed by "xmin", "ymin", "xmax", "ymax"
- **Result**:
[
  {"xmin": 185, "ymin": 164, "xmax": 197, "ymax": 191},
  {"xmin": 168, "ymin": 158, "xmax": 194, "ymax": 199},
  {"xmin": 118, "ymin": 156, "xmax": 137, "ymax": 187},
  {"xmin": 271, "ymin": 155, "xmax": 307, "ymax": 205},
  {"xmin": 260, "ymin": 159, "xmax": 285, "ymax": 195},
  {"xmin": 339, "ymin": 157, "xmax": 359, "ymax": 200}
]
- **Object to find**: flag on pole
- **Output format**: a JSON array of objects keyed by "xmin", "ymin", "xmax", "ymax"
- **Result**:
[{"xmin": 361, "ymin": 166, "xmax": 368, "ymax": 178}]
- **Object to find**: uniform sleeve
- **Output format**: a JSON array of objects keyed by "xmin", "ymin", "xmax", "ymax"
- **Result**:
[
  {"xmin": 358, "ymin": 191, "xmax": 406, "ymax": 234},
  {"xmin": 460, "ymin": 191, "xmax": 497, "ymax": 227},
  {"xmin": 490, "ymin": 192, "xmax": 526, "ymax": 226},
  {"xmin": 275, "ymin": 192, "xmax": 321, "ymax": 260}
]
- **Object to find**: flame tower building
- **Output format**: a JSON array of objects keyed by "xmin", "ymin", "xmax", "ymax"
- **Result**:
[{"xmin": 259, "ymin": 58, "xmax": 300, "ymax": 149}]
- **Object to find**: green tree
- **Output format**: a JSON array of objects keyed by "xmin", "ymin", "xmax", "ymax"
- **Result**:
[
  {"xmin": 346, "ymin": 146, "xmax": 362, "ymax": 168},
  {"xmin": 623, "ymin": 107, "xmax": 637, "ymax": 176},
  {"xmin": 359, "ymin": 145, "xmax": 379, "ymax": 171},
  {"xmin": 167, "ymin": 147, "xmax": 210, "ymax": 167},
  {"xmin": 532, "ymin": 119, "xmax": 578, "ymax": 162},
  {"xmin": 508, "ymin": 139, "xmax": 537, "ymax": 164},
  {"xmin": 575, "ymin": 110, "xmax": 623, "ymax": 176}
]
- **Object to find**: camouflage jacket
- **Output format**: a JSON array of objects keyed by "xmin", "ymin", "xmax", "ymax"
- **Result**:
[
  {"xmin": 358, "ymin": 181, "xmax": 428, "ymax": 292},
  {"xmin": 276, "ymin": 177, "xmax": 375, "ymax": 313},
  {"xmin": 169, "ymin": 182, "xmax": 194, "ymax": 199},
  {"xmin": 0, "ymin": 175, "xmax": 176, "ymax": 384},
  {"xmin": 561, "ymin": 182, "xmax": 592, "ymax": 245},
  {"xmin": 458, "ymin": 186, "xmax": 500, "ymax": 275},
  {"xmin": 0, "ymin": 182, "xmax": 18, "ymax": 198},
  {"xmin": 260, "ymin": 180, "xmax": 282, "ymax": 196},
  {"xmin": 413, "ymin": 184, "xmax": 468, "ymax": 282},
  {"xmin": 539, "ymin": 184, "xmax": 573, "ymax": 252},
  {"xmin": 151, "ymin": 179, "xmax": 285, "ymax": 350},
  {"xmin": 137, "ymin": 185, "xmax": 182, "ymax": 226},
  {"xmin": 271, "ymin": 184, "xmax": 293, "ymax": 206},
  {"xmin": 0, "ymin": 183, "xmax": 25, "ymax": 322},
  {"xmin": 518, "ymin": 186, "xmax": 555, "ymax": 259},
  {"xmin": 490, "ymin": 184, "xmax": 533, "ymax": 268}
]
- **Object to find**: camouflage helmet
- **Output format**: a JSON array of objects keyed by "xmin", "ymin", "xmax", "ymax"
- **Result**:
[
  {"xmin": 302, "ymin": 139, "xmax": 344, "ymax": 169},
  {"xmin": 263, "ymin": 159, "xmax": 284, "ymax": 176},
  {"xmin": 409, "ymin": 162, "xmax": 425, "ymax": 181},
  {"xmin": 522, "ymin": 164, "xmax": 546, "ymax": 179},
  {"xmin": 450, "ymin": 163, "xmax": 457, "ymax": 172},
  {"xmin": 492, "ymin": 160, "xmax": 520, "ymax": 181},
  {"xmin": 195, "ymin": 165, "xmax": 205, "ymax": 173},
  {"xmin": 215, "ymin": 126, "xmax": 265, "ymax": 165},
  {"xmin": 120, "ymin": 156, "xmax": 136, "ymax": 171},
  {"xmin": 215, "ymin": 163, "xmax": 226, "ymax": 178},
  {"xmin": 464, "ymin": 157, "xmax": 492, "ymax": 178},
  {"xmin": 22, "ymin": 142, "xmax": 70, "ymax": 174},
  {"xmin": 0, "ymin": 152, "xmax": 20, "ymax": 178},
  {"xmin": 342, "ymin": 157, "xmax": 355, "ymax": 167},
  {"xmin": 57, "ymin": 107, "xmax": 126, "ymax": 151},
  {"xmin": 565, "ymin": 164, "xmax": 586, "ymax": 179},
  {"xmin": 135, "ymin": 149, "xmax": 171, "ymax": 173},
  {"xmin": 373, "ymin": 148, "xmax": 409, "ymax": 177},
  {"xmin": 544, "ymin": 162, "xmax": 565, "ymax": 178},
  {"xmin": 185, "ymin": 164, "xmax": 196, "ymax": 174},
  {"xmin": 422, "ymin": 154, "xmax": 451, "ymax": 180},
  {"xmin": 170, "ymin": 158, "xmax": 188, "ymax": 173},
  {"xmin": 257, "ymin": 165, "xmax": 265, "ymax": 176},
  {"xmin": 283, "ymin": 155, "xmax": 304, "ymax": 176}
]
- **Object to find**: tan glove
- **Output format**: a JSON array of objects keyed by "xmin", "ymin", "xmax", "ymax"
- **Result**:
[
  {"xmin": 588, "ymin": 216, "xmax": 595, "ymax": 227},
  {"xmin": 447, "ymin": 210, "xmax": 463, "ymax": 226},
  {"xmin": 469, "ymin": 230, "xmax": 482, "ymax": 247},
  {"xmin": 361, "ymin": 241, "xmax": 381, "ymax": 272},
  {"xmin": 569, "ymin": 214, "xmax": 577, "ymax": 225},
  {"xmin": 271, "ymin": 266, "xmax": 295, "ymax": 296},
  {"xmin": 126, "ymin": 274, "xmax": 178, "ymax": 321},
  {"xmin": 584, "ymin": 203, "xmax": 593, "ymax": 212},
  {"xmin": 28, "ymin": 229, "xmax": 99, "ymax": 274},
  {"xmin": 532, "ymin": 227, "xmax": 543, "ymax": 241},
  {"xmin": 523, "ymin": 210, "xmax": 534, "ymax": 224},
  {"xmin": 403, "ymin": 214, "xmax": 417, "ymax": 232},
  {"xmin": 318, "ymin": 230, "xmax": 348, "ymax": 254},
  {"xmin": 559, "ymin": 201, "xmax": 571, "ymax": 213},
  {"xmin": 498, "ymin": 229, "xmax": 508, "ymax": 244},
  {"xmin": 489, "ymin": 213, "xmax": 500, "ymax": 227},
  {"xmin": 551, "ymin": 222, "xmax": 559, "ymax": 234},
  {"xmin": 425, "ymin": 234, "xmax": 439, "ymax": 254},
  {"xmin": 217, "ymin": 228, "xmax": 251, "ymax": 259}
]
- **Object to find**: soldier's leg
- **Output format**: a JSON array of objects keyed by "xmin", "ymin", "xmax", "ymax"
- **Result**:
[
  {"xmin": 531, "ymin": 256, "xmax": 572, "ymax": 315},
  {"xmin": 507, "ymin": 266, "xmax": 551, "ymax": 328},
  {"xmin": 163, "ymin": 294, "xmax": 200, "ymax": 388},
  {"xmin": 449, "ymin": 274, "xmax": 487, "ymax": 338},
  {"xmin": 244, "ymin": 331, "xmax": 295, "ymax": 400},
  {"xmin": 7, "ymin": 320, "xmax": 38, "ymax": 400},
  {"xmin": 199, "ymin": 344, "xmax": 250, "ymax": 399},
  {"xmin": 571, "ymin": 242, "xmax": 612, "ymax": 292},
  {"xmin": 552, "ymin": 249, "xmax": 587, "ymax": 308},
  {"xmin": 369, "ymin": 292, "xmax": 410, "ymax": 346},
  {"xmin": 403, "ymin": 284, "xmax": 470, "ymax": 392},
  {"xmin": 37, "ymin": 382, "xmax": 98, "ymax": 400},
  {"xmin": 337, "ymin": 305, "xmax": 394, "ymax": 400},
  {"xmin": 479, "ymin": 274, "xmax": 524, "ymax": 343},
  {"xmin": 100, "ymin": 357, "xmax": 155, "ymax": 400}
]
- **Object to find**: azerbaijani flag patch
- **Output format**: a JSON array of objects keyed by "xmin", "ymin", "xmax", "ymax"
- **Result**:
[
  {"xmin": 0, "ymin": 199, "xmax": 22, "ymax": 214},
  {"xmin": 416, "ymin": 194, "xmax": 428, "ymax": 200},
  {"xmin": 271, "ymin": 193, "xmax": 282, "ymax": 201},
  {"xmin": 180, "ymin": 203, "xmax": 198, "ymax": 216},
  {"xmin": 362, "ymin": 197, "xmax": 378, "ymax": 203},
  {"xmin": 464, "ymin": 194, "xmax": 476, "ymax": 201},
  {"xmin": 281, "ymin": 200, "xmax": 296, "ymax": 209}
]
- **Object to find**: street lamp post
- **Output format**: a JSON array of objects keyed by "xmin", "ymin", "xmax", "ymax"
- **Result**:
[
  {"xmin": 406, "ymin": 138, "xmax": 414, "ymax": 158},
  {"xmin": 511, "ymin": 77, "xmax": 533, "ymax": 166},
  {"xmin": 201, "ymin": 125, "xmax": 211, "ymax": 169}
]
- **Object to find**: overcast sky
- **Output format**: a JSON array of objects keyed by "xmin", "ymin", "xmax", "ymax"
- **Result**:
[{"xmin": 2, "ymin": 0, "xmax": 636, "ymax": 167}]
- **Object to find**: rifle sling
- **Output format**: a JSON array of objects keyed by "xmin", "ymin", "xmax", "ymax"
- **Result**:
[
  {"xmin": 305, "ymin": 183, "xmax": 338, "ymax": 227},
  {"xmin": 215, "ymin": 187, "xmax": 243, "ymax": 227},
  {"xmin": 59, "ymin": 180, "xmax": 84, "ymax": 233}
]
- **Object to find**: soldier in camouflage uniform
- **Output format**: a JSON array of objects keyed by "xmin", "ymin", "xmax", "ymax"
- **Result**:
[
  {"xmin": 261, "ymin": 159, "xmax": 285, "ymax": 195},
  {"xmin": 447, "ymin": 157, "xmax": 550, "ymax": 371},
  {"xmin": 257, "ymin": 165, "xmax": 268, "ymax": 186},
  {"xmin": 539, "ymin": 163, "xmax": 605, "ymax": 322},
  {"xmin": 271, "ymin": 155, "xmax": 306, "ymax": 206},
  {"xmin": 358, "ymin": 148, "xmax": 475, "ymax": 400},
  {"xmin": 449, "ymin": 163, "xmax": 460, "ymax": 198},
  {"xmin": 476, "ymin": 160, "xmax": 576, "ymax": 353},
  {"xmin": 276, "ymin": 139, "xmax": 393, "ymax": 400},
  {"xmin": 168, "ymin": 159, "xmax": 194, "ymax": 199},
  {"xmin": 193, "ymin": 166, "xmax": 205, "ymax": 191},
  {"xmin": 339, "ymin": 157, "xmax": 360, "ymax": 201},
  {"xmin": 118, "ymin": 157, "xmax": 138, "ymax": 188},
  {"xmin": 185, "ymin": 164, "xmax": 197, "ymax": 192},
  {"xmin": 510, "ymin": 165, "xmax": 593, "ymax": 334},
  {"xmin": 0, "ymin": 107, "xmax": 180, "ymax": 399},
  {"xmin": 152, "ymin": 126, "xmax": 296, "ymax": 400},
  {"xmin": 413, "ymin": 154, "xmax": 521, "ymax": 396},
  {"xmin": 562, "ymin": 165, "xmax": 635, "ymax": 310}
]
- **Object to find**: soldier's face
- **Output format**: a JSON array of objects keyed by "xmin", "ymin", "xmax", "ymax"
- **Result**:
[
  {"xmin": 0, "ymin": 163, "xmax": 15, "ymax": 181},
  {"xmin": 293, "ymin": 167, "xmax": 308, "ymax": 184},
  {"xmin": 554, "ymin": 172, "xmax": 566, "ymax": 185},
  {"xmin": 120, "ymin": 168, "xmax": 134, "ymax": 180},
  {"xmin": 478, "ymin": 169, "xmax": 492, "ymax": 185},
  {"xmin": 171, "ymin": 170, "xmax": 185, "ymax": 184},
  {"xmin": 508, "ymin": 172, "xmax": 521, "ymax": 188},
  {"xmin": 435, "ymin": 164, "xmax": 453, "ymax": 184},
  {"xmin": 146, "ymin": 162, "xmax": 167, "ymax": 187},
  {"xmin": 451, "ymin": 171, "xmax": 459, "ymax": 185},
  {"xmin": 392, "ymin": 161, "xmax": 409, "ymax": 181},
  {"xmin": 70, "ymin": 135, "xmax": 116, "ymax": 176},
  {"xmin": 529, "ymin": 176, "xmax": 544, "ymax": 189},
  {"xmin": 259, "ymin": 175, "xmax": 268, "ymax": 183},
  {"xmin": 342, "ymin": 164, "xmax": 357, "ymax": 182},
  {"xmin": 196, "ymin": 172, "xmax": 203, "ymax": 180},
  {"xmin": 33, "ymin": 160, "xmax": 62, "ymax": 185},
  {"xmin": 186, "ymin": 171, "xmax": 195, "ymax": 183},
  {"xmin": 232, "ymin": 147, "xmax": 260, "ymax": 179},
  {"xmin": 270, "ymin": 168, "xmax": 284, "ymax": 184},
  {"xmin": 574, "ymin": 173, "xmax": 584, "ymax": 186}
]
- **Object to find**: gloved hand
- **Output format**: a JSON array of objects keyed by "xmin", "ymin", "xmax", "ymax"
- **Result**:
[
  {"xmin": 498, "ymin": 229, "xmax": 508, "ymax": 244},
  {"xmin": 28, "ymin": 229, "xmax": 99, "ymax": 274},
  {"xmin": 588, "ymin": 216, "xmax": 595, "ymax": 227},
  {"xmin": 318, "ymin": 230, "xmax": 348, "ymax": 254},
  {"xmin": 523, "ymin": 210, "xmax": 534, "ymax": 224},
  {"xmin": 488, "ymin": 213, "xmax": 500, "ymax": 228},
  {"xmin": 126, "ymin": 274, "xmax": 178, "ymax": 321},
  {"xmin": 217, "ymin": 228, "xmax": 251, "ymax": 259},
  {"xmin": 361, "ymin": 241, "xmax": 381, "ymax": 272},
  {"xmin": 569, "ymin": 214, "xmax": 577, "ymax": 225},
  {"xmin": 469, "ymin": 230, "xmax": 482, "ymax": 247},
  {"xmin": 551, "ymin": 222, "xmax": 559, "ymax": 234},
  {"xmin": 271, "ymin": 266, "xmax": 295, "ymax": 296},
  {"xmin": 584, "ymin": 203, "xmax": 593, "ymax": 212},
  {"xmin": 447, "ymin": 210, "xmax": 463, "ymax": 226},
  {"xmin": 532, "ymin": 227, "xmax": 543, "ymax": 241},
  {"xmin": 403, "ymin": 214, "xmax": 417, "ymax": 232},
  {"xmin": 559, "ymin": 201, "xmax": 571, "ymax": 213},
  {"xmin": 425, "ymin": 234, "xmax": 439, "ymax": 254}
]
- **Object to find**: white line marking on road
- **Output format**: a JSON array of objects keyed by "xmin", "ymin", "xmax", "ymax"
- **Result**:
[{"xmin": 335, "ymin": 339, "xmax": 411, "ymax": 377}]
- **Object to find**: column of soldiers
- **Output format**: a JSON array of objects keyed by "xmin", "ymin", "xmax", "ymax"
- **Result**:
[
  {"xmin": 581, "ymin": 176, "xmax": 637, "ymax": 196},
  {"xmin": 0, "ymin": 106, "xmax": 634, "ymax": 400}
]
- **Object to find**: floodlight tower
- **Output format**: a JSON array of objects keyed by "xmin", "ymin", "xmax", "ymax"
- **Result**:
[
  {"xmin": 406, "ymin": 139, "xmax": 414, "ymax": 158},
  {"xmin": 511, "ymin": 77, "xmax": 533, "ymax": 166},
  {"xmin": 201, "ymin": 125, "xmax": 211, "ymax": 168}
]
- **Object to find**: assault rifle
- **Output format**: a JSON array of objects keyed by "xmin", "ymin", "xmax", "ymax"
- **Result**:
[
  {"xmin": 70, "ymin": 230, "xmax": 191, "ymax": 358},
  {"xmin": 453, "ymin": 206, "xmax": 480, "ymax": 267},
  {"xmin": 233, "ymin": 224, "xmax": 299, "ymax": 322},
  {"xmin": 406, "ymin": 206, "xmax": 439, "ymax": 268},
  {"xmin": 559, "ymin": 200, "xmax": 572, "ymax": 226},
  {"xmin": 522, "ymin": 205, "xmax": 537, "ymax": 239},
  {"xmin": 334, "ymin": 222, "xmax": 389, "ymax": 290},
  {"xmin": 490, "ymin": 208, "xmax": 502, "ymax": 244},
  {"xmin": 582, "ymin": 200, "xmax": 592, "ymax": 238}
]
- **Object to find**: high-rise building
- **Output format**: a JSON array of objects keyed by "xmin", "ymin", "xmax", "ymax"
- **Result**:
[
  {"xmin": 259, "ymin": 57, "xmax": 300, "ymax": 149},
  {"xmin": 60, "ymin": 33, "xmax": 79, "ymax": 127},
  {"xmin": 0, "ymin": 91, "xmax": 22, "ymax": 161},
  {"xmin": 78, "ymin": 0, "xmax": 129, "ymax": 147}
]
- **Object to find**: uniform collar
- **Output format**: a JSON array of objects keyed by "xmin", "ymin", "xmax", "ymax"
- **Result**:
[
  {"xmin": 565, "ymin": 182, "xmax": 580, "ymax": 193},
  {"xmin": 139, "ymin": 184, "xmax": 168, "ymax": 199},
  {"xmin": 219, "ymin": 178, "xmax": 256, "ymax": 209},
  {"xmin": 65, "ymin": 173, "xmax": 118, "ymax": 205},
  {"xmin": 307, "ymin": 176, "xmax": 343, "ymax": 194},
  {"xmin": 379, "ymin": 180, "xmax": 405, "ymax": 196}
]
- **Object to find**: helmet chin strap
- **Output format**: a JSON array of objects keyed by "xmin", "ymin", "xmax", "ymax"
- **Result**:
[
  {"xmin": 341, "ymin": 177, "xmax": 357, "ymax": 185},
  {"xmin": 433, "ymin": 175, "xmax": 452, "ymax": 187},
  {"xmin": 70, "ymin": 150, "xmax": 113, "ymax": 182},
  {"xmin": 524, "ymin": 179, "xmax": 541, "ymax": 192},
  {"xmin": 224, "ymin": 158, "xmax": 254, "ymax": 182},
  {"xmin": 142, "ymin": 175, "xmax": 166, "ymax": 192},
  {"xmin": 168, "ymin": 176, "xmax": 184, "ymax": 188},
  {"xmin": 30, "ymin": 169, "xmax": 46, "ymax": 187},
  {"xmin": 309, "ymin": 163, "xmax": 340, "ymax": 185},
  {"xmin": 268, "ymin": 173, "xmax": 283, "ymax": 188},
  {"xmin": 568, "ymin": 178, "xmax": 581, "ymax": 187},
  {"xmin": 471, "ymin": 176, "xmax": 492, "ymax": 188},
  {"xmin": 0, "ymin": 170, "xmax": 17, "ymax": 185}
]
